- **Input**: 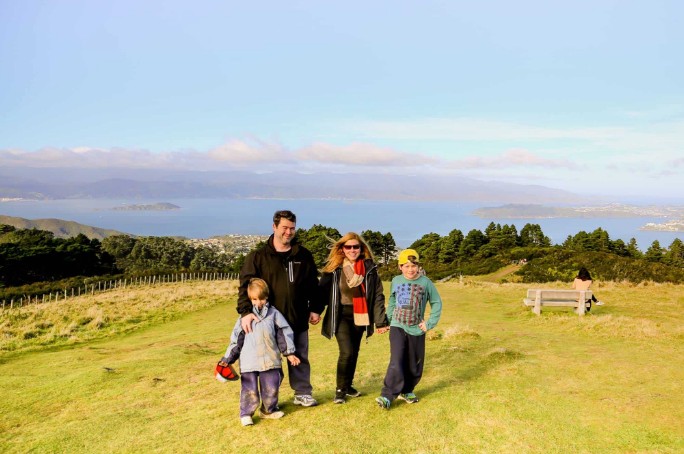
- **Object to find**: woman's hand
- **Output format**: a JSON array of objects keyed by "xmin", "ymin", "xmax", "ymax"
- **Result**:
[{"xmin": 287, "ymin": 355, "xmax": 301, "ymax": 366}]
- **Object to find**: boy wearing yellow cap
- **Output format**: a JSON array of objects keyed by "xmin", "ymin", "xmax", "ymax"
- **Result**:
[{"xmin": 376, "ymin": 249, "xmax": 442, "ymax": 410}]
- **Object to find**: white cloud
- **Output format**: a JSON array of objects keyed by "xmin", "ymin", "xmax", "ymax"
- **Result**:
[
  {"xmin": 446, "ymin": 149, "xmax": 581, "ymax": 170},
  {"xmin": 207, "ymin": 139, "xmax": 291, "ymax": 164},
  {"xmin": 296, "ymin": 142, "xmax": 434, "ymax": 166}
]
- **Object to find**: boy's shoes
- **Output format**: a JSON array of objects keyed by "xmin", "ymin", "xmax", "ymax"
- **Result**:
[
  {"xmin": 333, "ymin": 389, "xmax": 346, "ymax": 404},
  {"xmin": 595, "ymin": 300, "xmax": 604, "ymax": 306},
  {"xmin": 293, "ymin": 394, "xmax": 318, "ymax": 407},
  {"xmin": 259, "ymin": 410, "xmax": 285, "ymax": 419},
  {"xmin": 345, "ymin": 386, "xmax": 361, "ymax": 397},
  {"xmin": 240, "ymin": 416, "xmax": 254, "ymax": 426},
  {"xmin": 375, "ymin": 396, "xmax": 391, "ymax": 410},
  {"xmin": 397, "ymin": 392, "xmax": 419, "ymax": 404}
]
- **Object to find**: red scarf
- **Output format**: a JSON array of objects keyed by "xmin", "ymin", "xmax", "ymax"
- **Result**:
[{"xmin": 352, "ymin": 260, "xmax": 369, "ymax": 326}]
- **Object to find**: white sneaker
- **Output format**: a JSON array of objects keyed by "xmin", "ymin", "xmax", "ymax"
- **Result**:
[
  {"xmin": 240, "ymin": 416, "xmax": 254, "ymax": 426},
  {"xmin": 595, "ymin": 301, "xmax": 604, "ymax": 306},
  {"xmin": 293, "ymin": 394, "xmax": 318, "ymax": 407},
  {"xmin": 259, "ymin": 410, "xmax": 285, "ymax": 419}
]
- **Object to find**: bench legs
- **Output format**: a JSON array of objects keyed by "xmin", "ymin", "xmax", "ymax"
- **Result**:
[{"xmin": 576, "ymin": 290, "xmax": 587, "ymax": 316}]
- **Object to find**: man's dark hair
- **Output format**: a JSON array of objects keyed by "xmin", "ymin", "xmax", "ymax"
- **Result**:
[{"xmin": 273, "ymin": 210, "xmax": 297, "ymax": 226}]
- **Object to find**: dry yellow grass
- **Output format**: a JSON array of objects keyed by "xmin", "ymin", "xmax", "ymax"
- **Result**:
[{"xmin": 0, "ymin": 280, "xmax": 238, "ymax": 355}]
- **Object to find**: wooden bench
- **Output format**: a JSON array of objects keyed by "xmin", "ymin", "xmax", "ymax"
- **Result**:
[{"xmin": 523, "ymin": 289, "xmax": 593, "ymax": 316}]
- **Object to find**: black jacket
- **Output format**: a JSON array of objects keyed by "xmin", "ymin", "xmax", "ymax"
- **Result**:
[
  {"xmin": 237, "ymin": 235, "xmax": 319, "ymax": 333},
  {"xmin": 317, "ymin": 258, "xmax": 388, "ymax": 339}
]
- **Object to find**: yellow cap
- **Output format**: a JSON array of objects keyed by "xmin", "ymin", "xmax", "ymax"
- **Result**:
[{"xmin": 398, "ymin": 249, "xmax": 420, "ymax": 265}]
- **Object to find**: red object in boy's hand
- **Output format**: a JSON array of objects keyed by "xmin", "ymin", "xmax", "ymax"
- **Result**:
[{"xmin": 215, "ymin": 361, "xmax": 239, "ymax": 382}]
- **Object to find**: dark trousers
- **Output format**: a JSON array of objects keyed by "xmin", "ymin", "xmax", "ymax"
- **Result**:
[
  {"xmin": 287, "ymin": 330, "xmax": 312, "ymax": 395},
  {"xmin": 335, "ymin": 304, "xmax": 365, "ymax": 390},
  {"xmin": 381, "ymin": 326, "xmax": 425, "ymax": 400},
  {"xmin": 239, "ymin": 368, "xmax": 283, "ymax": 417}
]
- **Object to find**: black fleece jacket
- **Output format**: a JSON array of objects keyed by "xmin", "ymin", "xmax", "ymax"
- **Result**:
[{"xmin": 237, "ymin": 235, "xmax": 319, "ymax": 333}]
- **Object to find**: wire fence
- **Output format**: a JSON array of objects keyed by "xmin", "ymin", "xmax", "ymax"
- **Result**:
[{"xmin": 1, "ymin": 272, "xmax": 239, "ymax": 310}]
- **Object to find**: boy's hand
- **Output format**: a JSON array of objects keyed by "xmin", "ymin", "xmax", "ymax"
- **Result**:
[
  {"xmin": 241, "ymin": 313, "xmax": 258, "ymax": 333},
  {"xmin": 218, "ymin": 360, "xmax": 229, "ymax": 367},
  {"xmin": 287, "ymin": 355, "xmax": 301, "ymax": 366},
  {"xmin": 418, "ymin": 320, "xmax": 428, "ymax": 332},
  {"xmin": 376, "ymin": 326, "xmax": 389, "ymax": 334}
]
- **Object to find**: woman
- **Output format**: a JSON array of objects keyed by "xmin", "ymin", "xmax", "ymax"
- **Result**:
[
  {"xmin": 572, "ymin": 267, "xmax": 603, "ymax": 311},
  {"xmin": 318, "ymin": 232, "xmax": 389, "ymax": 404}
]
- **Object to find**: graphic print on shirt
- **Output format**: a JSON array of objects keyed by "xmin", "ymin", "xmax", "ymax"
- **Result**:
[{"xmin": 393, "ymin": 282, "xmax": 424, "ymax": 326}]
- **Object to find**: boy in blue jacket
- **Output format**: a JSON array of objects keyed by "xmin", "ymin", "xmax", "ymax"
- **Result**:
[
  {"xmin": 220, "ymin": 278, "xmax": 300, "ymax": 426},
  {"xmin": 376, "ymin": 249, "xmax": 442, "ymax": 410}
]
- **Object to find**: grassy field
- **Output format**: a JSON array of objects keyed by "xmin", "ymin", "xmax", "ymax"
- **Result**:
[{"xmin": 1, "ymin": 279, "xmax": 682, "ymax": 453}]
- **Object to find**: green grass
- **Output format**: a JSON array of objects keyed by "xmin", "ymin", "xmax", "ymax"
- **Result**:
[{"xmin": 1, "ymin": 280, "xmax": 682, "ymax": 453}]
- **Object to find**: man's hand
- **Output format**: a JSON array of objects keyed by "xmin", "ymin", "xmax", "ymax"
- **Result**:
[
  {"xmin": 287, "ymin": 355, "xmax": 301, "ymax": 366},
  {"xmin": 241, "ymin": 313, "xmax": 258, "ymax": 333},
  {"xmin": 309, "ymin": 312, "xmax": 321, "ymax": 325},
  {"xmin": 376, "ymin": 326, "xmax": 389, "ymax": 334}
]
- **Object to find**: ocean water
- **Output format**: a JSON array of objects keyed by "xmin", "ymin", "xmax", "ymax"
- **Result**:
[{"xmin": 1, "ymin": 198, "xmax": 682, "ymax": 250}]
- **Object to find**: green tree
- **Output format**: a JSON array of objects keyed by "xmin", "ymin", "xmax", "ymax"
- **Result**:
[
  {"xmin": 644, "ymin": 240, "xmax": 664, "ymax": 263},
  {"xmin": 296, "ymin": 224, "xmax": 341, "ymax": 268},
  {"xmin": 664, "ymin": 238, "xmax": 684, "ymax": 268},
  {"xmin": 459, "ymin": 229, "xmax": 487, "ymax": 259},
  {"xmin": 519, "ymin": 223, "xmax": 551, "ymax": 247},
  {"xmin": 438, "ymin": 229, "xmax": 463, "ymax": 263},
  {"xmin": 409, "ymin": 233, "xmax": 442, "ymax": 263},
  {"xmin": 626, "ymin": 238, "xmax": 642, "ymax": 258}
]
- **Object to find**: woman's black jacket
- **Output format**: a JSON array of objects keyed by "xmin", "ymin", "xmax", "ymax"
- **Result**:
[{"xmin": 317, "ymin": 258, "xmax": 388, "ymax": 339}]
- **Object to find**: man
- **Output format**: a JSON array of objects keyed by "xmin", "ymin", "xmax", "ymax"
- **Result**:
[{"xmin": 237, "ymin": 210, "xmax": 321, "ymax": 407}]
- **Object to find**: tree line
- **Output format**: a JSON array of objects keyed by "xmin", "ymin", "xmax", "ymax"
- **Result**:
[{"xmin": 2, "ymin": 221, "xmax": 684, "ymax": 299}]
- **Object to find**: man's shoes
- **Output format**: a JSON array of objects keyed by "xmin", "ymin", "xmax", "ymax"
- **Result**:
[
  {"xmin": 397, "ymin": 392, "xmax": 419, "ymax": 404},
  {"xmin": 595, "ymin": 300, "xmax": 604, "ymax": 306},
  {"xmin": 333, "ymin": 389, "xmax": 346, "ymax": 404},
  {"xmin": 293, "ymin": 394, "xmax": 318, "ymax": 407},
  {"xmin": 259, "ymin": 410, "xmax": 285, "ymax": 419},
  {"xmin": 345, "ymin": 386, "xmax": 361, "ymax": 397},
  {"xmin": 375, "ymin": 396, "xmax": 391, "ymax": 410},
  {"xmin": 240, "ymin": 416, "xmax": 254, "ymax": 426}
]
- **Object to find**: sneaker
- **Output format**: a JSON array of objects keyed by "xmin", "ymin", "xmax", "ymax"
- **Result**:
[
  {"xmin": 259, "ymin": 410, "xmax": 285, "ymax": 419},
  {"xmin": 397, "ymin": 392, "xmax": 419, "ymax": 404},
  {"xmin": 595, "ymin": 300, "xmax": 604, "ymax": 306},
  {"xmin": 333, "ymin": 389, "xmax": 346, "ymax": 404},
  {"xmin": 345, "ymin": 386, "xmax": 361, "ymax": 398},
  {"xmin": 293, "ymin": 394, "xmax": 318, "ymax": 407},
  {"xmin": 375, "ymin": 396, "xmax": 391, "ymax": 410},
  {"xmin": 240, "ymin": 416, "xmax": 254, "ymax": 426}
]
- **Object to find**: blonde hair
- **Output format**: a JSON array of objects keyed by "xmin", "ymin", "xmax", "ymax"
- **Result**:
[
  {"xmin": 321, "ymin": 232, "xmax": 375, "ymax": 273},
  {"xmin": 247, "ymin": 278, "xmax": 269, "ymax": 300}
]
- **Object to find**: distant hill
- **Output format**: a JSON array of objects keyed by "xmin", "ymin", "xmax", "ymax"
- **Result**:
[
  {"xmin": 0, "ymin": 167, "xmax": 591, "ymax": 204},
  {"xmin": 0, "ymin": 215, "xmax": 131, "ymax": 240}
]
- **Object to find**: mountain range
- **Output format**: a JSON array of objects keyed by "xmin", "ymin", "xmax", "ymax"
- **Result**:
[{"xmin": 0, "ymin": 167, "xmax": 590, "ymax": 204}]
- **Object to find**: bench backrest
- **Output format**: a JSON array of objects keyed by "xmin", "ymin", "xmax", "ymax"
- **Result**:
[{"xmin": 525, "ymin": 289, "xmax": 593, "ymax": 301}]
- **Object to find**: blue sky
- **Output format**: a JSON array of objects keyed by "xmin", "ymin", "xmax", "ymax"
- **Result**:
[{"xmin": 1, "ymin": 1, "xmax": 683, "ymax": 200}]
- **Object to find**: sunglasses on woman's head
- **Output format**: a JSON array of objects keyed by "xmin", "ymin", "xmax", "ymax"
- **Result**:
[{"xmin": 343, "ymin": 244, "xmax": 361, "ymax": 250}]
